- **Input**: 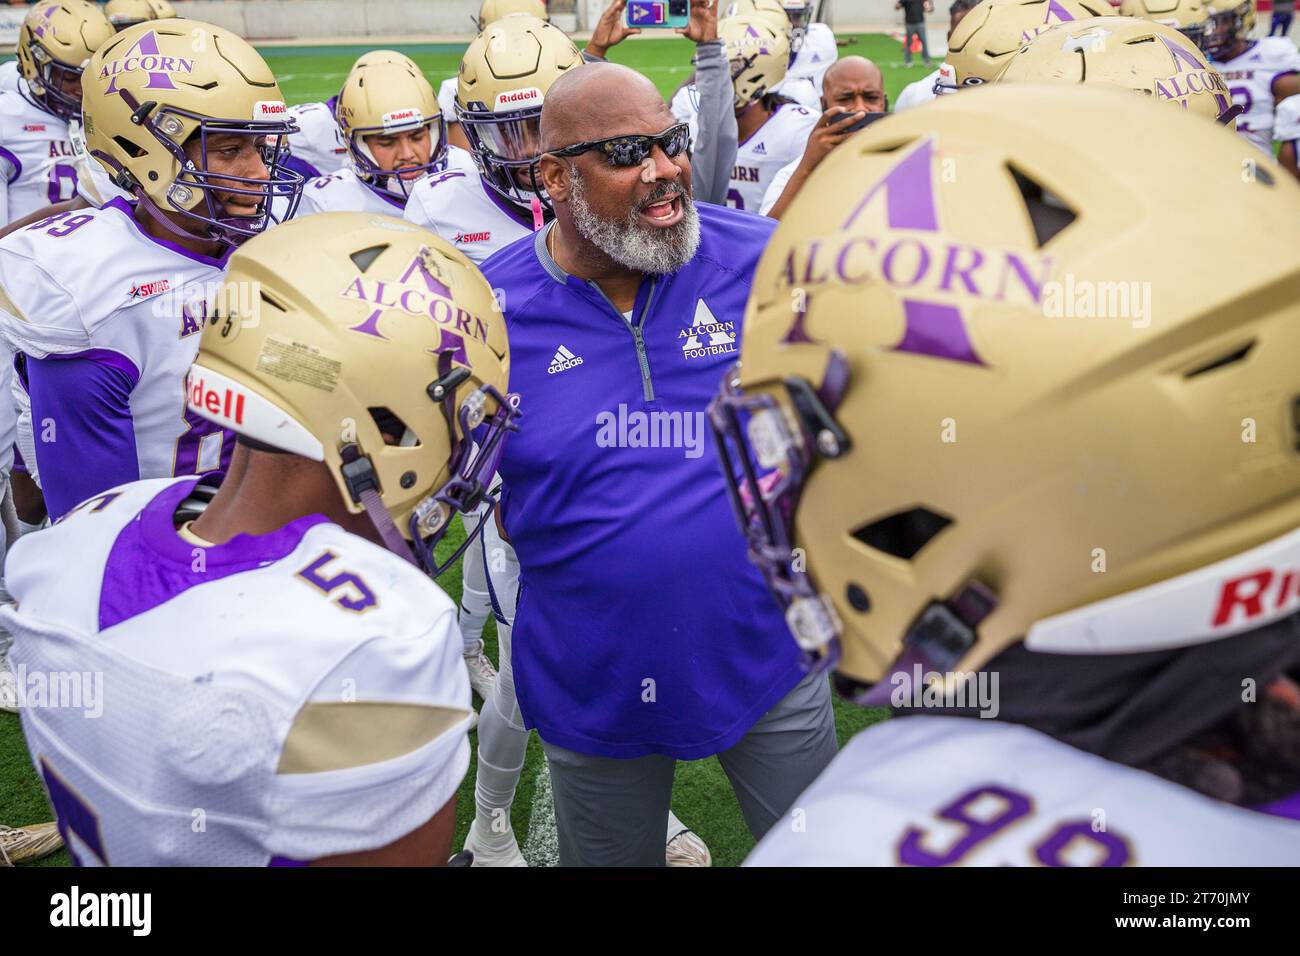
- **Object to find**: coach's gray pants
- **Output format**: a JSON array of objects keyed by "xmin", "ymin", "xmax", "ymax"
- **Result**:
[{"xmin": 541, "ymin": 670, "xmax": 838, "ymax": 866}]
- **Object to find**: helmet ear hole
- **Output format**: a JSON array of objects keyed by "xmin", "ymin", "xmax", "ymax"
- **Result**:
[
  {"xmin": 851, "ymin": 508, "xmax": 954, "ymax": 561},
  {"xmin": 1006, "ymin": 163, "xmax": 1077, "ymax": 248},
  {"xmin": 113, "ymin": 135, "xmax": 148, "ymax": 159},
  {"xmin": 370, "ymin": 407, "xmax": 419, "ymax": 447}
]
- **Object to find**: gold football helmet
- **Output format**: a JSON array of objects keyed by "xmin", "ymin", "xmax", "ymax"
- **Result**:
[
  {"xmin": 719, "ymin": 15, "xmax": 792, "ymax": 111},
  {"xmin": 15, "ymin": 0, "xmax": 114, "ymax": 121},
  {"xmin": 188, "ymin": 213, "xmax": 517, "ymax": 576},
  {"xmin": 81, "ymin": 19, "xmax": 303, "ymax": 245},
  {"xmin": 146, "ymin": 0, "xmax": 177, "ymax": 17},
  {"xmin": 349, "ymin": 49, "xmax": 419, "ymax": 74},
  {"xmin": 937, "ymin": 0, "xmax": 1109, "ymax": 94},
  {"xmin": 709, "ymin": 84, "xmax": 1300, "ymax": 699},
  {"xmin": 1205, "ymin": 0, "xmax": 1255, "ymax": 59},
  {"xmin": 996, "ymin": 17, "xmax": 1238, "ymax": 125},
  {"xmin": 1118, "ymin": 0, "xmax": 1212, "ymax": 50},
  {"xmin": 105, "ymin": 0, "xmax": 155, "ymax": 30},
  {"xmin": 336, "ymin": 60, "xmax": 445, "ymax": 202},
  {"xmin": 478, "ymin": 0, "xmax": 549, "ymax": 30},
  {"xmin": 721, "ymin": 0, "xmax": 794, "ymax": 33},
  {"xmin": 457, "ymin": 14, "xmax": 583, "ymax": 209}
]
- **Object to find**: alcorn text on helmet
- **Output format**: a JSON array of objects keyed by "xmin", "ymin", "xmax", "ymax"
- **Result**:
[
  {"xmin": 478, "ymin": 0, "xmax": 549, "ymax": 30},
  {"xmin": 105, "ymin": 0, "xmax": 155, "ymax": 30},
  {"xmin": 146, "ymin": 0, "xmax": 177, "ymax": 18},
  {"xmin": 82, "ymin": 19, "xmax": 303, "ymax": 246},
  {"xmin": 16, "ymin": 1, "xmax": 114, "ymax": 121},
  {"xmin": 457, "ymin": 14, "xmax": 582, "ymax": 210},
  {"xmin": 187, "ymin": 213, "xmax": 518, "ymax": 577},
  {"xmin": 936, "ymin": 0, "xmax": 1108, "ymax": 94},
  {"xmin": 720, "ymin": 15, "xmax": 791, "ymax": 110},
  {"xmin": 1204, "ymin": 0, "xmax": 1254, "ymax": 59},
  {"xmin": 996, "ymin": 17, "xmax": 1238, "ymax": 125},
  {"xmin": 708, "ymin": 85, "xmax": 1300, "ymax": 713},
  {"xmin": 1118, "ymin": 0, "xmax": 1213, "ymax": 52},
  {"xmin": 336, "ymin": 60, "xmax": 446, "ymax": 203}
]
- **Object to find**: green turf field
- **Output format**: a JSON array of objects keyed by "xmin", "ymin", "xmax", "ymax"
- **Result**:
[{"xmin": 0, "ymin": 32, "xmax": 904, "ymax": 869}]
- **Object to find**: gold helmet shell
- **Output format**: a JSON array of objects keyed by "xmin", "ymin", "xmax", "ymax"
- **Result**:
[
  {"xmin": 711, "ymin": 84, "xmax": 1300, "ymax": 693},
  {"xmin": 81, "ymin": 19, "xmax": 303, "ymax": 245},
  {"xmin": 1205, "ymin": 0, "xmax": 1255, "ymax": 59},
  {"xmin": 457, "ymin": 14, "xmax": 582, "ymax": 208},
  {"xmin": 720, "ymin": 0, "xmax": 793, "ymax": 33},
  {"xmin": 188, "ymin": 213, "xmax": 515, "ymax": 574},
  {"xmin": 1118, "ymin": 0, "xmax": 1212, "ymax": 52},
  {"xmin": 996, "ymin": 17, "xmax": 1236, "ymax": 125},
  {"xmin": 16, "ymin": 1, "xmax": 114, "ymax": 120},
  {"xmin": 478, "ymin": 0, "xmax": 549, "ymax": 30},
  {"xmin": 146, "ymin": 0, "xmax": 177, "ymax": 17},
  {"xmin": 105, "ymin": 0, "xmax": 155, "ymax": 30},
  {"xmin": 937, "ymin": 0, "xmax": 1109, "ymax": 94},
  {"xmin": 719, "ymin": 14, "xmax": 792, "ymax": 110},
  {"xmin": 336, "ymin": 59, "xmax": 445, "ymax": 201}
]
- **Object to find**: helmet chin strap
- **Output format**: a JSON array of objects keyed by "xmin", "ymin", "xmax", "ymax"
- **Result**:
[
  {"xmin": 338, "ymin": 443, "xmax": 419, "ymax": 567},
  {"xmin": 135, "ymin": 189, "xmax": 226, "ymax": 247}
]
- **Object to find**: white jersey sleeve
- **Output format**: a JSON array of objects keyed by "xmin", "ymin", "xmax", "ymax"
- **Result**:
[
  {"xmin": 438, "ymin": 76, "xmax": 458, "ymax": 121},
  {"xmin": 0, "ymin": 60, "xmax": 19, "ymax": 96},
  {"xmin": 403, "ymin": 146, "xmax": 531, "ymax": 263},
  {"xmin": 746, "ymin": 717, "xmax": 1300, "ymax": 866},
  {"xmin": 1275, "ymin": 91, "xmax": 1300, "ymax": 144},
  {"xmin": 286, "ymin": 101, "xmax": 349, "ymax": 178},
  {"xmin": 296, "ymin": 168, "xmax": 404, "ymax": 217},
  {"xmin": 895, "ymin": 69, "xmax": 940, "ymax": 112},
  {"xmin": 4, "ymin": 476, "xmax": 471, "ymax": 865},
  {"xmin": 759, "ymin": 156, "xmax": 801, "ymax": 215}
]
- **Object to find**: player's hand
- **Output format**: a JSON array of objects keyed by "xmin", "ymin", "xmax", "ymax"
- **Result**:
[
  {"xmin": 586, "ymin": 0, "xmax": 641, "ymax": 58},
  {"xmin": 799, "ymin": 106, "xmax": 866, "ymax": 175},
  {"xmin": 678, "ymin": 0, "xmax": 718, "ymax": 43}
]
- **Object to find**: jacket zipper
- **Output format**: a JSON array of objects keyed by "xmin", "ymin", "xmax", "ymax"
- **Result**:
[{"xmin": 587, "ymin": 278, "xmax": 657, "ymax": 402}]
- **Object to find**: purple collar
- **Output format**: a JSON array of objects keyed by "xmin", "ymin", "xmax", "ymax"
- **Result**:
[
  {"xmin": 103, "ymin": 197, "xmax": 233, "ymax": 269},
  {"xmin": 1256, "ymin": 790, "xmax": 1300, "ymax": 823},
  {"xmin": 361, "ymin": 177, "xmax": 409, "ymax": 210},
  {"xmin": 738, "ymin": 102, "xmax": 781, "ymax": 149},
  {"xmin": 98, "ymin": 478, "xmax": 332, "ymax": 631}
]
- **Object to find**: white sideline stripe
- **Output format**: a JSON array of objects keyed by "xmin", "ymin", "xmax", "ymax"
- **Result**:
[{"xmin": 522, "ymin": 760, "xmax": 559, "ymax": 867}]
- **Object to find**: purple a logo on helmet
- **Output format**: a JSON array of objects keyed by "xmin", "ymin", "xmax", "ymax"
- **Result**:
[
  {"xmin": 780, "ymin": 138, "xmax": 1054, "ymax": 366},
  {"xmin": 101, "ymin": 32, "xmax": 196, "ymax": 94},
  {"xmin": 32, "ymin": 5, "xmax": 57, "ymax": 39},
  {"xmin": 1044, "ymin": 0, "xmax": 1077, "ymax": 24}
]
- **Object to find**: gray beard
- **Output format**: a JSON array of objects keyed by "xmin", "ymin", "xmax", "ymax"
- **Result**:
[{"xmin": 568, "ymin": 166, "xmax": 701, "ymax": 275}]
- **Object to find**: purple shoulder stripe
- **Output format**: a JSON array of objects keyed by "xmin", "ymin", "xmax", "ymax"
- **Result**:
[
  {"xmin": 98, "ymin": 479, "xmax": 331, "ymax": 631},
  {"xmin": 0, "ymin": 144, "xmax": 21, "ymax": 185},
  {"xmin": 45, "ymin": 347, "xmax": 141, "ymax": 388}
]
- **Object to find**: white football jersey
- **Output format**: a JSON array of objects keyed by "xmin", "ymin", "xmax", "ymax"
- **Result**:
[
  {"xmin": 68, "ymin": 117, "xmax": 129, "ymax": 208},
  {"xmin": 787, "ymin": 23, "xmax": 837, "ymax": 92},
  {"xmin": 1277, "ymin": 91, "xmax": 1300, "ymax": 144},
  {"xmin": 727, "ymin": 103, "xmax": 817, "ymax": 212},
  {"xmin": 0, "ymin": 60, "xmax": 19, "ymax": 96},
  {"xmin": 0, "ymin": 88, "xmax": 78, "ymax": 223},
  {"xmin": 895, "ymin": 68, "xmax": 940, "ymax": 112},
  {"xmin": 5, "ymin": 475, "xmax": 471, "ymax": 865},
  {"xmin": 759, "ymin": 156, "xmax": 799, "ymax": 215},
  {"xmin": 297, "ymin": 167, "xmax": 407, "ymax": 217},
  {"xmin": 747, "ymin": 716, "xmax": 1300, "ymax": 865},
  {"xmin": 1212, "ymin": 37, "xmax": 1300, "ymax": 152},
  {"xmin": 286, "ymin": 100, "xmax": 349, "ymax": 178},
  {"xmin": 0, "ymin": 200, "xmax": 233, "ymax": 498},
  {"xmin": 403, "ymin": 145, "xmax": 536, "ymax": 263},
  {"xmin": 438, "ymin": 76, "xmax": 458, "ymax": 122}
]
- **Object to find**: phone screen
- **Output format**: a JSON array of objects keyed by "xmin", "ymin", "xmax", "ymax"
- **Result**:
[{"xmin": 625, "ymin": 0, "xmax": 692, "ymax": 28}]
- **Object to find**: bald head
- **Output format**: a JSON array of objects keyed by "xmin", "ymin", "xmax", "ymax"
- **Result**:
[
  {"xmin": 541, "ymin": 62, "xmax": 673, "ymax": 152},
  {"xmin": 821, "ymin": 56, "xmax": 887, "ymax": 114}
]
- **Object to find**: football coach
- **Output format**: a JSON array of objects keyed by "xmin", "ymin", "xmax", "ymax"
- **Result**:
[{"xmin": 480, "ymin": 60, "xmax": 838, "ymax": 867}]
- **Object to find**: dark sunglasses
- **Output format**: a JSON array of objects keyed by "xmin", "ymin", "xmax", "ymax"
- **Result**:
[{"xmin": 549, "ymin": 124, "xmax": 691, "ymax": 167}]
